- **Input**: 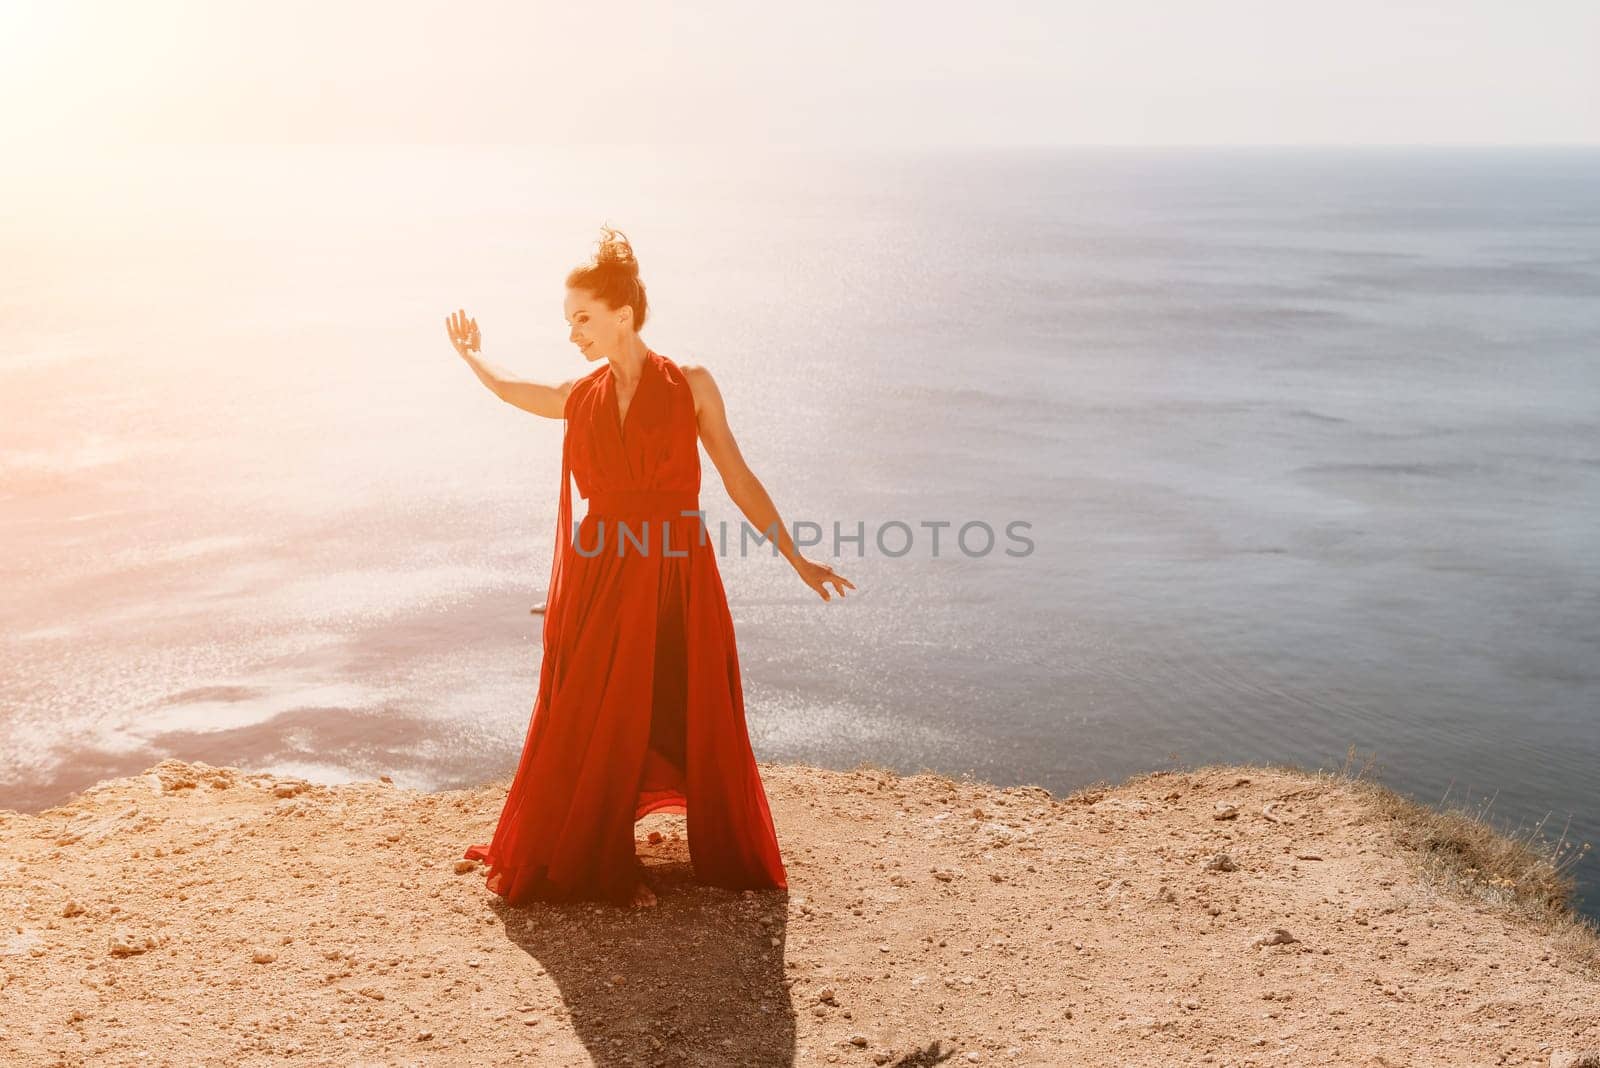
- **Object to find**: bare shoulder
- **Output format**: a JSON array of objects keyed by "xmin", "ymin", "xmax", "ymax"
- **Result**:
[
  {"xmin": 677, "ymin": 363, "xmax": 725, "ymax": 417},
  {"xmin": 563, "ymin": 366, "xmax": 605, "ymax": 399},
  {"xmin": 549, "ymin": 373, "xmax": 591, "ymax": 418}
]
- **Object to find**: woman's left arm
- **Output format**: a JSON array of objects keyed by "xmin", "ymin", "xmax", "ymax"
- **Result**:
[{"xmin": 682, "ymin": 365, "xmax": 855, "ymax": 603}]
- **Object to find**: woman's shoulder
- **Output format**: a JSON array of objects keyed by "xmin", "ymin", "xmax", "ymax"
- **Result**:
[
  {"xmin": 560, "ymin": 364, "xmax": 611, "ymax": 418},
  {"xmin": 652, "ymin": 351, "xmax": 710, "ymax": 386},
  {"xmin": 654, "ymin": 355, "xmax": 723, "ymax": 421},
  {"xmin": 568, "ymin": 363, "xmax": 611, "ymax": 396}
]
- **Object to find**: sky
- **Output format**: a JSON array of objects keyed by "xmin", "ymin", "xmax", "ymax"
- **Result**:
[{"xmin": 1, "ymin": 0, "xmax": 1597, "ymax": 149}]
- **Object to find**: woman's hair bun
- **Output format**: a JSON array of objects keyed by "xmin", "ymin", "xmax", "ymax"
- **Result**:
[
  {"xmin": 593, "ymin": 226, "xmax": 639, "ymax": 276},
  {"xmin": 566, "ymin": 224, "xmax": 649, "ymax": 330}
]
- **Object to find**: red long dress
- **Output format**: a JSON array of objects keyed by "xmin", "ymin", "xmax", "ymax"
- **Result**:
[{"xmin": 464, "ymin": 349, "xmax": 788, "ymax": 904}]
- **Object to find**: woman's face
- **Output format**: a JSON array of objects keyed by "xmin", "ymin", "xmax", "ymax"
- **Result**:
[{"xmin": 564, "ymin": 288, "xmax": 629, "ymax": 363}]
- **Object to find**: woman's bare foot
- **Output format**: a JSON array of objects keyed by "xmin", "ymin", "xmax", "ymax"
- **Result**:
[{"xmin": 628, "ymin": 879, "xmax": 657, "ymax": 908}]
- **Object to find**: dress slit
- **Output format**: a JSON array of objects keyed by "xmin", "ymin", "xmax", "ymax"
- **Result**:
[{"xmin": 636, "ymin": 562, "xmax": 689, "ymax": 818}]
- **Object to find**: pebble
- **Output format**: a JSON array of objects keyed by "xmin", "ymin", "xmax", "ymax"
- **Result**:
[
  {"xmin": 250, "ymin": 948, "xmax": 277, "ymax": 964},
  {"xmin": 850, "ymin": 1034, "xmax": 869, "ymax": 1047},
  {"xmin": 1551, "ymin": 1052, "xmax": 1600, "ymax": 1068},
  {"xmin": 107, "ymin": 933, "xmax": 158, "ymax": 957},
  {"xmin": 453, "ymin": 859, "xmax": 478, "ymax": 875},
  {"xmin": 1213, "ymin": 803, "xmax": 1240, "ymax": 821},
  {"xmin": 1205, "ymin": 854, "xmax": 1238, "ymax": 872},
  {"xmin": 1252, "ymin": 928, "xmax": 1298, "ymax": 948},
  {"xmin": 61, "ymin": 900, "xmax": 84, "ymax": 918}
]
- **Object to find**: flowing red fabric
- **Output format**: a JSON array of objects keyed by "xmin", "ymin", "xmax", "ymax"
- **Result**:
[{"xmin": 464, "ymin": 350, "xmax": 788, "ymax": 904}]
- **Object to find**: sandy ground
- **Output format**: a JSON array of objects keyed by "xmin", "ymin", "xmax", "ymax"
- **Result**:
[{"xmin": 2, "ymin": 758, "xmax": 1598, "ymax": 1068}]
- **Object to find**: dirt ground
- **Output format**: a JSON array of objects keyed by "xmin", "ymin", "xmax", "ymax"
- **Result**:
[{"xmin": 2, "ymin": 758, "xmax": 1597, "ymax": 1067}]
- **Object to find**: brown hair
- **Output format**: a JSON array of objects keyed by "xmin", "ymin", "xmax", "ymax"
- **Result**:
[{"xmin": 565, "ymin": 226, "xmax": 649, "ymax": 331}]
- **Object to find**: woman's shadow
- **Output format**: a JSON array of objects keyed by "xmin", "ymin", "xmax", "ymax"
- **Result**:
[{"xmin": 486, "ymin": 826, "xmax": 796, "ymax": 1067}]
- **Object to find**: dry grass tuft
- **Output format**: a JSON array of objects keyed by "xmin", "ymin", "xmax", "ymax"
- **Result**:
[
  {"xmin": 844, "ymin": 750, "xmax": 1599, "ymax": 973},
  {"xmin": 1116, "ymin": 747, "xmax": 1598, "ymax": 973},
  {"xmin": 1330, "ymin": 746, "xmax": 1599, "ymax": 972}
]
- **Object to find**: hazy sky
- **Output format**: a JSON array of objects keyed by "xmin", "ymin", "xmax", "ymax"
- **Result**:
[{"xmin": 2, "ymin": 0, "xmax": 1596, "ymax": 148}]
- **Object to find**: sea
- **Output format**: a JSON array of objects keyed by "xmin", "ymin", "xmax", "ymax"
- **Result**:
[{"xmin": 2, "ymin": 144, "xmax": 1596, "ymax": 914}]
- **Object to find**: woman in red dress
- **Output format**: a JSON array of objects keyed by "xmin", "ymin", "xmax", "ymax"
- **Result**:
[{"xmin": 445, "ymin": 228, "xmax": 853, "ymax": 909}]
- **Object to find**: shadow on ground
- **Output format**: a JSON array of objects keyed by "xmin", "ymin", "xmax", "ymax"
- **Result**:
[{"xmin": 490, "ymin": 839, "xmax": 796, "ymax": 1067}]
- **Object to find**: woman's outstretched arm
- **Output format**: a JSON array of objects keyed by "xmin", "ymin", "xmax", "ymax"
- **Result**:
[
  {"xmin": 683, "ymin": 364, "xmax": 856, "ymax": 602},
  {"xmin": 444, "ymin": 308, "xmax": 576, "ymax": 419}
]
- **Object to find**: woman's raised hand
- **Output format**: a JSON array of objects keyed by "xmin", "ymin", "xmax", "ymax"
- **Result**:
[
  {"xmin": 793, "ymin": 557, "xmax": 855, "ymax": 602},
  {"xmin": 445, "ymin": 308, "xmax": 481, "ymax": 357}
]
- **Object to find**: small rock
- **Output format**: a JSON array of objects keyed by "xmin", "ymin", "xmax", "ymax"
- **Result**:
[
  {"xmin": 1205, "ymin": 853, "xmax": 1238, "ymax": 872},
  {"xmin": 850, "ymin": 1034, "xmax": 869, "ymax": 1047},
  {"xmin": 1551, "ymin": 1052, "xmax": 1600, "ymax": 1068},
  {"xmin": 1252, "ymin": 928, "xmax": 1298, "ymax": 948},
  {"xmin": 818, "ymin": 987, "xmax": 837, "ymax": 1004},
  {"xmin": 647, "ymin": 830, "xmax": 663, "ymax": 844},
  {"xmin": 108, "ymin": 933, "xmax": 158, "ymax": 957},
  {"xmin": 416, "ymin": 1030, "xmax": 433, "ymax": 1041},
  {"xmin": 251, "ymin": 948, "xmax": 277, "ymax": 964},
  {"xmin": 453, "ymin": 859, "xmax": 478, "ymax": 875},
  {"xmin": 932, "ymin": 869, "xmax": 955, "ymax": 882},
  {"xmin": 61, "ymin": 900, "xmax": 85, "ymax": 918},
  {"xmin": 1213, "ymin": 803, "xmax": 1239, "ymax": 821},
  {"xmin": 357, "ymin": 986, "xmax": 385, "ymax": 1000},
  {"xmin": 271, "ymin": 782, "xmax": 300, "ymax": 798}
]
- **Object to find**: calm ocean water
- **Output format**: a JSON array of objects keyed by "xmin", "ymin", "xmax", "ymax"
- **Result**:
[{"xmin": 2, "ymin": 145, "xmax": 1597, "ymax": 912}]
